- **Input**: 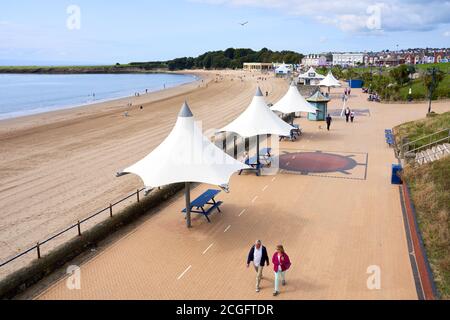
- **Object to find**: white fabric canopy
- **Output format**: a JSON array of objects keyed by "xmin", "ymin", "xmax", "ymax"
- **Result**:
[
  {"xmin": 271, "ymin": 82, "xmax": 318, "ymax": 114},
  {"xmin": 220, "ymin": 87, "xmax": 293, "ymax": 137},
  {"xmin": 319, "ymin": 71, "xmax": 341, "ymax": 87},
  {"xmin": 298, "ymin": 67, "xmax": 325, "ymax": 80},
  {"xmin": 275, "ymin": 64, "xmax": 291, "ymax": 74},
  {"xmin": 120, "ymin": 102, "xmax": 248, "ymax": 189}
]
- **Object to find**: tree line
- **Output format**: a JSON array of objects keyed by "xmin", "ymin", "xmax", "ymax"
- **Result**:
[{"xmin": 130, "ymin": 48, "xmax": 304, "ymax": 71}]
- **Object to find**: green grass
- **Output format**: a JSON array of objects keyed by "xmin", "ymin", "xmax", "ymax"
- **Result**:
[
  {"xmin": 393, "ymin": 111, "xmax": 450, "ymax": 149},
  {"xmin": 395, "ymin": 111, "xmax": 450, "ymax": 299},
  {"xmin": 403, "ymin": 157, "xmax": 450, "ymax": 299},
  {"xmin": 398, "ymin": 74, "xmax": 450, "ymax": 101}
]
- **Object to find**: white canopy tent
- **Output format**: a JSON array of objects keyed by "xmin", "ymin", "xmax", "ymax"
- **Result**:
[
  {"xmin": 117, "ymin": 101, "xmax": 248, "ymax": 227},
  {"xmin": 271, "ymin": 82, "xmax": 318, "ymax": 116},
  {"xmin": 298, "ymin": 67, "xmax": 325, "ymax": 83},
  {"xmin": 319, "ymin": 71, "xmax": 341, "ymax": 88},
  {"xmin": 220, "ymin": 87, "xmax": 293, "ymax": 172},
  {"xmin": 274, "ymin": 64, "xmax": 291, "ymax": 75}
]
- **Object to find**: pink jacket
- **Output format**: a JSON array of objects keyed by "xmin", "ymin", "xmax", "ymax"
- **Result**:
[{"xmin": 272, "ymin": 252, "xmax": 291, "ymax": 272}]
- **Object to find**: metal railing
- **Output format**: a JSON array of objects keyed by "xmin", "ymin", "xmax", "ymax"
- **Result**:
[
  {"xmin": 401, "ymin": 128, "xmax": 450, "ymax": 156},
  {"xmin": 0, "ymin": 188, "xmax": 145, "ymax": 268}
]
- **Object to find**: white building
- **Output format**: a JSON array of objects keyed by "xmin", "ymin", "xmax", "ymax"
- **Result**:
[
  {"xmin": 302, "ymin": 54, "xmax": 328, "ymax": 67},
  {"xmin": 332, "ymin": 53, "xmax": 365, "ymax": 66}
]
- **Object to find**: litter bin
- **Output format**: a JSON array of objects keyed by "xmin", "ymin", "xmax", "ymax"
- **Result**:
[{"xmin": 391, "ymin": 164, "xmax": 403, "ymax": 185}]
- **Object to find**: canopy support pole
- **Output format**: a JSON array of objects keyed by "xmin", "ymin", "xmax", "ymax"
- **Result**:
[
  {"xmin": 256, "ymin": 135, "xmax": 261, "ymax": 176},
  {"xmin": 185, "ymin": 182, "xmax": 192, "ymax": 228}
]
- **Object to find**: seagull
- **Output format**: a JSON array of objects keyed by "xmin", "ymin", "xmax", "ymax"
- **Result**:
[{"xmin": 239, "ymin": 21, "xmax": 248, "ymax": 26}]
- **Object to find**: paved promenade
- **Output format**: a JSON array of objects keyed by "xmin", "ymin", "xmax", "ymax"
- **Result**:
[{"xmin": 36, "ymin": 87, "xmax": 450, "ymax": 300}]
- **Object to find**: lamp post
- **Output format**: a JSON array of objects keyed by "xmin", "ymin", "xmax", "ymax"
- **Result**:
[{"xmin": 427, "ymin": 67, "xmax": 437, "ymax": 114}]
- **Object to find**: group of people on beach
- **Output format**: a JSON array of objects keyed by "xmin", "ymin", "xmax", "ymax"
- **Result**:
[{"xmin": 247, "ymin": 240, "xmax": 291, "ymax": 296}]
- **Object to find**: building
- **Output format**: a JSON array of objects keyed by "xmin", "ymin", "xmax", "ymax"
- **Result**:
[
  {"xmin": 243, "ymin": 62, "xmax": 273, "ymax": 72},
  {"xmin": 332, "ymin": 53, "xmax": 365, "ymax": 66},
  {"xmin": 302, "ymin": 54, "xmax": 328, "ymax": 67}
]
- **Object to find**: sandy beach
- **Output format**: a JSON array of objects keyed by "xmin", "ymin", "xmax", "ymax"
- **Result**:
[{"xmin": 0, "ymin": 69, "xmax": 288, "ymax": 279}]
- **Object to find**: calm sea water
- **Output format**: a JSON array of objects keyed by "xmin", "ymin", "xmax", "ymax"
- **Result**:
[{"xmin": 0, "ymin": 73, "xmax": 197, "ymax": 120}]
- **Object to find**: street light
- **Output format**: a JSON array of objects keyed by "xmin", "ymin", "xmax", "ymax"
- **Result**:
[{"xmin": 427, "ymin": 67, "xmax": 438, "ymax": 114}]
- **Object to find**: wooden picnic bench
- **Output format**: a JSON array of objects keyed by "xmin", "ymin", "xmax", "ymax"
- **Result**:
[{"xmin": 181, "ymin": 189, "xmax": 222, "ymax": 223}]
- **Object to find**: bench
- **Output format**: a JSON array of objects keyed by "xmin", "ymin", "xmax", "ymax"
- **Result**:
[
  {"xmin": 239, "ymin": 156, "xmax": 263, "ymax": 176},
  {"xmin": 385, "ymin": 129, "xmax": 394, "ymax": 147},
  {"xmin": 181, "ymin": 189, "xmax": 222, "ymax": 223}
]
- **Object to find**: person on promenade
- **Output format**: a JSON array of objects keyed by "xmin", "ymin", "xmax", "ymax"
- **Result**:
[
  {"xmin": 350, "ymin": 110, "xmax": 355, "ymax": 123},
  {"xmin": 344, "ymin": 107, "xmax": 351, "ymax": 123},
  {"xmin": 272, "ymin": 245, "xmax": 291, "ymax": 296},
  {"xmin": 326, "ymin": 114, "xmax": 332, "ymax": 131},
  {"xmin": 247, "ymin": 240, "xmax": 270, "ymax": 292}
]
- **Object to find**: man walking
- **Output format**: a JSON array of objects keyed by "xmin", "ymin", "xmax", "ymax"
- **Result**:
[
  {"xmin": 344, "ymin": 107, "xmax": 351, "ymax": 123},
  {"xmin": 247, "ymin": 240, "xmax": 270, "ymax": 292},
  {"xmin": 326, "ymin": 114, "xmax": 332, "ymax": 131}
]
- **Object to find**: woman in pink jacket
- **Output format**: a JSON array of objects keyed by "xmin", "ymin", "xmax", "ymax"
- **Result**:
[{"xmin": 272, "ymin": 245, "xmax": 291, "ymax": 296}]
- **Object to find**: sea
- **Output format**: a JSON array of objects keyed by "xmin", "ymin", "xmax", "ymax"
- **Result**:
[{"xmin": 0, "ymin": 73, "xmax": 197, "ymax": 120}]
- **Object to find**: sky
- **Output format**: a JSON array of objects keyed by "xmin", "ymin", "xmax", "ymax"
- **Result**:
[{"xmin": 0, "ymin": 0, "xmax": 449, "ymax": 65}]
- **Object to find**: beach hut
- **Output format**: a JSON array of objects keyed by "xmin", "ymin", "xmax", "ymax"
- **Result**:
[
  {"xmin": 116, "ymin": 101, "xmax": 248, "ymax": 228},
  {"xmin": 319, "ymin": 71, "xmax": 341, "ymax": 90},
  {"xmin": 220, "ymin": 87, "xmax": 293, "ymax": 174},
  {"xmin": 298, "ymin": 67, "xmax": 325, "ymax": 85},
  {"xmin": 271, "ymin": 81, "xmax": 318, "ymax": 123},
  {"xmin": 306, "ymin": 90, "xmax": 330, "ymax": 121}
]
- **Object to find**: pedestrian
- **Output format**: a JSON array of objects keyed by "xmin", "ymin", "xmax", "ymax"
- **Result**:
[
  {"xmin": 349, "ymin": 88, "xmax": 351, "ymax": 95},
  {"xmin": 350, "ymin": 110, "xmax": 355, "ymax": 123},
  {"xmin": 247, "ymin": 240, "xmax": 270, "ymax": 293},
  {"xmin": 272, "ymin": 245, "xmax": 291, "ymax": 296},
  {"xmin": 326, "ymin": 114, "xmax": 332, "ymax": 131},
  {"xmin": 266, "ymin": 91, "xmax": 269, "ymax": 97},
  {"xmin": 344, "ymin": 107, "xmax": 351, "ymax": 123}
]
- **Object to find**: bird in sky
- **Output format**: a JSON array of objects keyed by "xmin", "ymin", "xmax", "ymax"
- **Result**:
[{"xmin": 239, "ymin": 21, "xmax": 248, "ymax": 26}]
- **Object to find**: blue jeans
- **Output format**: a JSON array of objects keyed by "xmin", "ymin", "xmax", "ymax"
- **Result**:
[{"xmin": 274, "ymin": 271, "xmax": 286, "ymax": 292}]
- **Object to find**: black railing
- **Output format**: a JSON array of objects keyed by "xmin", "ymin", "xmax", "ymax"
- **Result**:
[{"xmin": 0, "ymin": 188, "xmax": 145, "ymax": 268}]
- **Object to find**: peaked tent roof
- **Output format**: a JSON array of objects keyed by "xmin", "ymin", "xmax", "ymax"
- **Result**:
[
  {"xmin": 220, "ymin": 87, "xmax": 293, "ymax": 137},
  {"xmin": 318, "ymin": 71, "xmax": 341, "ymax": 87},
  {"xmin": 307, "ymin": 90, "xmax": 331, "ymax": 102},
  {"xmin": 271, "ymin": 82, "xmax": 318, "ymax": 114},
  {"xmin": 298, "ymin": 67, "xmax": 325, "ymax": 80},
  {"xmin": 275, "ymin": 64, "xmax": 291, "ymax": 74},
  {"xmin": 120, "ymin": 102, "xmax": 248, "ymax": 188}
]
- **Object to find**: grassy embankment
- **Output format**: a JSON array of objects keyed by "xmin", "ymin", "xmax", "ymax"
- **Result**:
[{"xmin": 394, "ymin": 111, "xmax": 450, "ymax": 299}]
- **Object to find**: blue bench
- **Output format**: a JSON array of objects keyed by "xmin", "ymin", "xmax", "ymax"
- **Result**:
[
  {"xmin": 385, "ymin": 129, "xmax": 394, "ymax": 147},
  {"xmin": 239, "ymin": 156, "xmax": 262, "ymax": 176},
  {"xmin": 182, "ymin": 189, "xmax": 222, "ymax": 223}
]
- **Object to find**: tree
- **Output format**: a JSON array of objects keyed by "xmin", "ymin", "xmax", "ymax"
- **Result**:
[
  {"xmin": 422, "ymin": 67, "xmax": 445, "ymax": 113},
  {"xmin": 389, "ymin": 65, "xmax": 410, "ymax": 86}
]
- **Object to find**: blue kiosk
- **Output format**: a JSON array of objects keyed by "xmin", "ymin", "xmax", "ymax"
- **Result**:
[{"xmin": 307, "ymin": 90, "xmax": 330, "ymax": 121}]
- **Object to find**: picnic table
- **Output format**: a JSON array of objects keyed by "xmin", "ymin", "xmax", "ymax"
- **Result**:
[{"xmin": 181, "ymin": 189, "xmax": 222, "ymax": 223}]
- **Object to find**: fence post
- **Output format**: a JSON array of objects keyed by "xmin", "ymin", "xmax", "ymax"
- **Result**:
[
  {"xmin": 77, "ymin": 221, "xmax": 81, "ymax": 236},
  {"xmin": 36, "ymin": 242, "xmax": 41, "ymax": 259},
  {"xmin": 109, "ymin": 204, "xmax": 113, "ymax": 218},
  {"xmin": 137, "ymin": 189, "xmax": 140, "ymax": 202}
]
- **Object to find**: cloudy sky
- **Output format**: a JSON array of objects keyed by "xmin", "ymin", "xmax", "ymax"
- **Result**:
[{"xmin": 0, "ymin": 0, "xmax": 449, "ymax": 65}]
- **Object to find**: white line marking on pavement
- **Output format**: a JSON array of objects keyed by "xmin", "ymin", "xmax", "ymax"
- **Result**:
[
  {"xmin": 272, "ymin": 177, "xmax": 277, "ymax": 182},
  {"xmin": 262, "ymin": 185, "xmax": 268, "ymax": 192},
  {"xmin": 252, "ymin": 196, "xmax": 258, "ymax": 203},
  {"xmin": 238, "ymin": 209, "xmax": 246, "ymax": 217},
  {"xmin": 202, "ymin": 243, "xmax": 214, "ymax": 255},
  {"xmin": 177, "ymin": 265, "xmax": 192, "ymax": 280},
  {"xmin": 224, "ymin": 225, "xmax": 231, "ymax": 233}
]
